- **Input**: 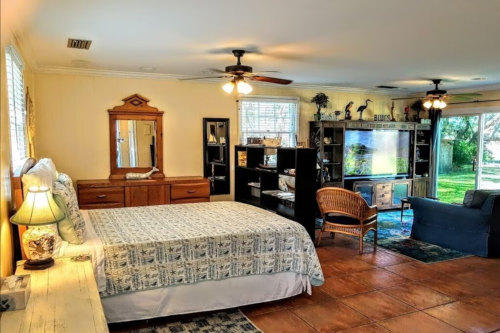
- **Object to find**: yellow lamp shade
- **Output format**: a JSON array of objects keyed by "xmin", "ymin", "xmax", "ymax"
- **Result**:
[
  {"xmin": 10, "ymin": 186, "xmax": 65, "ymax": 226},
  {"xmin": 423, "ymin": 100, "xmax": 433, "ymax": 109}
]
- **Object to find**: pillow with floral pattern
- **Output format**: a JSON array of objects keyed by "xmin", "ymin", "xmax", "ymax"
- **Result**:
[{"xmin": 53, "ymin": 181, "xmax": 86, "ymax": 243}]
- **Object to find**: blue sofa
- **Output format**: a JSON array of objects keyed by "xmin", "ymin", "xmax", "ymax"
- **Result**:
[{"xmin": 410, "ymin": 190, "xmax": 500, "ymax": 257}]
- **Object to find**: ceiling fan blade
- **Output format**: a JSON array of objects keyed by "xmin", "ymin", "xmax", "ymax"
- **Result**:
[
  {"xmin": 248, "ymin": 76, "xmax": 292, "ymax": 85},
  {"xmin": 179, "ymin": 76, "xmax": 232, "ymax": 81},
  {"xmin": 448, "ymin": 93, "xmax": 483, "ymax": 102},
  {"xmin": 207, "ymin": 68, "xmax": 230, "ymax": 74},
  {"xmin": 391, "ymin": 96, "xmax": 424, "ymax": 101}
]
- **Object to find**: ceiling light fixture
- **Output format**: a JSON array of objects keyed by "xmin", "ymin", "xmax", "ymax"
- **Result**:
[
  {"xmin": 424, "ymin": 98, "xmax": 446, "ymax": 109},
  {"xmin": 222, "ymin": 77, "xmax": 252, "ymax": 94}
]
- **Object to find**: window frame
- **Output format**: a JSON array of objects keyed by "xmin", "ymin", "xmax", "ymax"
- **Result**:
[
  {"xmin": 5, "ymin": 45, "xmax": 28, "ymax": 169},
  {"xmin": 238, "ymin": 95, "xmax": 300, "ymax": 147}
]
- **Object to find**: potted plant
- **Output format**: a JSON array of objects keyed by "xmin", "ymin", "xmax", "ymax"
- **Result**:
[
  {"xmin": 410, "ymin": 100, "xmax": 426, "ymax": 122},
  {"xmin": 311, "ymin": 92, "xmax": 329, "ymax": 121}
]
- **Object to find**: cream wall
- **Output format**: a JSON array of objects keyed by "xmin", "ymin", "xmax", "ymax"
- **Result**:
[
  {"xmin": 34, "ymin": 73, "xmax": 407, "ymax": 201},
  {"xmin": 1, "ymin": 1, "xmax": 38, "ymax": 276}
]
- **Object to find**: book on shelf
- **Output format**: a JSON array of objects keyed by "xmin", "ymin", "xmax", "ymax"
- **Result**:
[{"xmin": 238, "ymin": 151, "xmax": 247, "ymax": 166}]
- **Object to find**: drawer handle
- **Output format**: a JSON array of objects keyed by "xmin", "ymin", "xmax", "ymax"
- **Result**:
[
  {"xmin": 381, "ymin": 194, "xmax": 385, "ymax": 197},
  {"xmin": 97, "ymin": 195, "xmax": 107, "ymax": 198},
  {"xmin": 187, "ymin": 190, "xmax": 196, "ymax": 194}
]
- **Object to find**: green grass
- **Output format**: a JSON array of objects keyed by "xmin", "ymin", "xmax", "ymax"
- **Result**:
[{"xmin": 438, "ymin": 167, "xmax": 500, "ymax": 203}]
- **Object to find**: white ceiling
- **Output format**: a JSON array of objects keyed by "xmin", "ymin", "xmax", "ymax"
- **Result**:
[{"xmin": 17, "ymin": 0, "xmax": 500, "ymax": 92}]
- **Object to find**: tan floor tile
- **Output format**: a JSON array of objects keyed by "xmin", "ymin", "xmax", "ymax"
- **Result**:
[
  {"xmin": 325, "ymin": 256, "xmax": 375, "ymax": 273},
  {"xmin": 349, "ymin": 268, "xmax": 410, "ymax": 289},
  {"xmin": 249, "ymin": 309, "xmax": 316, "ymax": 333},
  {"xmin": 319, "ymin": 275, "xmax": 375, "ymax": 298},
  {"xmin": 428, "ymin": 258, "xmax": 476, "ymax": 275},
  {"xmin": 358, "ymin": 251, "xmax": 410, "ymax": 267},
  {"xmin": 340, "ymin": 291, "xmax": 416, "ymax": 321},
  {"xmin": 420, "ymin": 275, "xmax": 493, "ymax": 300},
  {"xmin": 381, "ymin": 282, "xmax": 455, "ymax": 310},
  {"xmin": 320, "ymin": 263, "xmax": 346, "ymax": 278},
  {"xmin": 455, "ymin": 269, "xmax": 500, "ymax": 290},
  {"xmin": 384, "ymin": 261, "xmax": 442, "ymax": 281},
  {"xmin": 465, "ymin": 294, "xmax": 500, "ymax": 317},
  {"xmin": 337, "ymin": 323, "xmax": 390, "ymax": 333},
  {"xmin": 425, "ymin": 301, "xmax": 500, "ymax": 333},
  {"xmin": 281, "ymin": 289, "xmax": 333, "ymax": 309},
  {"xmin": 240, "ymin": 300, "xmax": 285, "ymax": 317},
  {"xmin": 379, "ymin": 311, "xmax": 462, "ymax": 333},
  {"xmin": 291, "ymin": 298, "xmax": 371, "ymax": 332}
]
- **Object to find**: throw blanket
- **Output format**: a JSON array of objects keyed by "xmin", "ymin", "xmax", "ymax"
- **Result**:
[{"xmin": 88, "ymin": 202, "xmax": 324, "ymax": 297}]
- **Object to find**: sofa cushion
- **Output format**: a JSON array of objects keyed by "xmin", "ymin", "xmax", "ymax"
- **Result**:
[{"xmin": 463, "ymin": 190, "xmax": 500, "ymax": 208}]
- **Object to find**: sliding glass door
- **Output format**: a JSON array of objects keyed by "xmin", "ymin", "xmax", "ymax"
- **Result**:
[
  {"xmin": 437, "ymin": 111, "xmax": 500, "ymax": 203},
  {"xmin": 479, "ymin": 112, "xmax": 500, "ymax": 190},
  {"xmin": 437, "ymin": 115, "xmax": 479, "ymax": 203}
]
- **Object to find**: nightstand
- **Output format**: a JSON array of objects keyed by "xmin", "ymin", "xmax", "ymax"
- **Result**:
[{"xmin": 0, "ymin": 257, "xmax": 108, "ymax": 333}]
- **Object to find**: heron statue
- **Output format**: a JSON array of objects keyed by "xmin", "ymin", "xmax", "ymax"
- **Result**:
[{"xmin": 357, "ymin": 99, "xmax": 372, "ymax": 121}]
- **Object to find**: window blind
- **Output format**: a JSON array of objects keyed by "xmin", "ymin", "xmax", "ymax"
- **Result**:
[
  {"xmin": 6, "ymin": 46, "xmax": 27, "ymax": 169},
  {"xmin": 239, "ymin": 97, "xmax": 299, "ymax": 147}
]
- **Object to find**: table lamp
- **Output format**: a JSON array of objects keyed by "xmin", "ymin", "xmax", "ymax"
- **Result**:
[{"xmin": 10, "ymin": 186, "xmax": 65, "ymax": 270}]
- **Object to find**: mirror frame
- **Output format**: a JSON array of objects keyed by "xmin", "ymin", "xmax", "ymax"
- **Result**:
[{"xmin": 108, "ymin": 94, "xmax": 165, "ymax": 179}]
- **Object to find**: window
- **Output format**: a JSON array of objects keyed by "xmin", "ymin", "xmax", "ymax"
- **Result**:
[
  {"xmin": 5, "ymin": 46, "xmax": 27, "ymax": 169},
  {"xmin": 239, "ymin": 96, "xmax": 299, "ymax": 147}
]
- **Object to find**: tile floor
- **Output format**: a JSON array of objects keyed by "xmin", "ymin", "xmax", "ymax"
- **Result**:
[{"xmin": 109, "ymin": 234, "xmax": 500, "ymax": 333}]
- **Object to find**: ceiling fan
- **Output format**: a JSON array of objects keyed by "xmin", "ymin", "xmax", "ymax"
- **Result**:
[
  {"xmin": 180, "ymin": 50, "xmax": 293, "ymax": 94},
  {"xmin": 392, "ymin": 79, "xmax": 482, "ymax": 108}
]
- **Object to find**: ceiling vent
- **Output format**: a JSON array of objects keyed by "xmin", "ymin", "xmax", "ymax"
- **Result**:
[{"xmin": 67, "ymin": 38, "xmax": 92, "ymax": 50}]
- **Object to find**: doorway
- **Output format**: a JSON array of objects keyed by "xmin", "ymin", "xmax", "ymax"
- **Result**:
[{"xmin": 437, "ymin": 112, "xmax": 500, "ymax": 203}]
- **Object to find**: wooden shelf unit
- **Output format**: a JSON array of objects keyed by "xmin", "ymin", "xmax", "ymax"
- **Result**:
[
  {"xmin": 234, "ymin": 145, "xmax": 317, "ymax": 240},
  {"xmin": 203, "ymin": 118, "xmax": 230, "ymax": 195}
]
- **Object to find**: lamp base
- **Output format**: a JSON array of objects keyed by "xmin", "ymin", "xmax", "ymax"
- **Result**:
[{"xmin": 23, "ymin": 257, "xmax": 54, "ymax": 270}]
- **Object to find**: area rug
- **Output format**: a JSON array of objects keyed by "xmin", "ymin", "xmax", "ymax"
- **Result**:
[
  {"xmin": 128, "ymin": 310, "xmax": 262, "ymax": 333},
  {"xmin": 364, "ymin": 210, "xmax": 472, "ymax": 263}
]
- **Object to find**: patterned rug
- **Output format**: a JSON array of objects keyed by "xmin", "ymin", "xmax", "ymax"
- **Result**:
[
  {"xmin": 128, "ymin": 310, "xmax": 262, "ymax": 333},
  {"xmin": 365, "ymin": 209, "xmax": 471, "ymax": 263}
]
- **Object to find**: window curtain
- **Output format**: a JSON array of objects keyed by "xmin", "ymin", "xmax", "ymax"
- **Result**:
[
  {"xmin": 26, "ymin": 87, "xmax": 35, "ymax": 158},
  {"xmin": 429, "ymin": 108, "xmax": 442, "ymax": 197}
]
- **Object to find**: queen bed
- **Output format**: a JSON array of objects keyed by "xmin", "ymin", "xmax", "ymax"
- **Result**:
[{"xmin": 14, "ymin": 158, "xmax": 324, "ymax": 323}]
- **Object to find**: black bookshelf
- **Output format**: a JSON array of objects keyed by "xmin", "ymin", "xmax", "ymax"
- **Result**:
[
  {"xmin": 234, "ymin": 145, "xmax": 317, "ymax": 240},
  {"xmin": 203, "ymin": 118, "xmax": 230, "ymax": 195}
]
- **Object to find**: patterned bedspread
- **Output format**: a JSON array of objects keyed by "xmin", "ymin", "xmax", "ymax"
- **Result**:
[{"xmin": 88, "ymin": 201, "xmax": 324, "ymax": 297}]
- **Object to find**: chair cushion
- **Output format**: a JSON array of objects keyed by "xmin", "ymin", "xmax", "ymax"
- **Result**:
[
  {"xmin": 325, "ymin": 214, "xmax": 376, "ymax": 226},
  {"xmin": 463, "ymin": 190, "xmax": 500, "ymax": 208}
]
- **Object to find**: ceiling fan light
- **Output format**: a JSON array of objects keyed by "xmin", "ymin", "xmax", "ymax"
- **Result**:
[
  {"xmin": 222, "ymin": 81, "xmax": 235, "ymax": 94},
  {"xmin": 237, "ymin": 80, "xmax": 252, "ymax": 94},
  {"xmin": 432, "ymin": 99, "xmax": 441, "ymax": 108},
  {"xmin": 423, "ymin": 100, "xmax": 433, "ymax": 109},
  {"xmin": 439, "ymin": 100, "xmax": 447, "ymax": 109}
]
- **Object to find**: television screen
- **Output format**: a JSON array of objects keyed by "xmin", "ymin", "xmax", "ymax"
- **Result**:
[{"xmin": 344, "ymin": 130, "xmax": 410, "ymax": 177}]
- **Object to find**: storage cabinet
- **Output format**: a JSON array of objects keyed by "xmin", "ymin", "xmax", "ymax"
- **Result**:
[
  {"xmin": 353, "ymin": 179, "xmax": 412, "ymax": 210},
  {"xmin": 77, "ymin": 177, "xmax": 209, "ymax": 209}
]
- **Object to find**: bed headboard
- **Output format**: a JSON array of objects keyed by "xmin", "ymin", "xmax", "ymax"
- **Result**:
[{"xmin": 12, "ymin": 157, "xmax": 37, "ymax": 259}]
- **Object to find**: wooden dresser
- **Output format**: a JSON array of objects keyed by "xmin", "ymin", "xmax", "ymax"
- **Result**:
[{"xmin": 77, "ymin": 177, "xmax": 210, "ymax": 209}]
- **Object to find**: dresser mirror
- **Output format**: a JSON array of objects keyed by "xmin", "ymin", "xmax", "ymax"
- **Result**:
[
  {"xmin": 108, "ymin": 94, "xmax": 165, "ymax": 179},
  {"xmin": 116, "ymin": 120, "xmax": 157, "ymax": 168}
]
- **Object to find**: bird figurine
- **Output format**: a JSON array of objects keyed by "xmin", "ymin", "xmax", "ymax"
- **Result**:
[
  {"xmin": 344, "ymin": 101, "xmax": 354, "ymax": 120},
  {"xmin": 357, "ymin": 99, "xmax": 372, "ymax": 121},
  {"xmin": 390, "ymin": 101, "xmax": 396, "ymax": 122}
]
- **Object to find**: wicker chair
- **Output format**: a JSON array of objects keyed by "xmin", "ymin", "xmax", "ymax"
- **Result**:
[{"xmin": 316, "ymin": 188, "xmax": 378, "ymax": 253}]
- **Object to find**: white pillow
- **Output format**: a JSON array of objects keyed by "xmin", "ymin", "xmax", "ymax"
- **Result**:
[
  {"xmin": 38, "ymin": 158, "xmax": 59, "ymax": 180},
  {"xmin": 21, "ymin": 162, "xmax": 55, "ymax": 198}
]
